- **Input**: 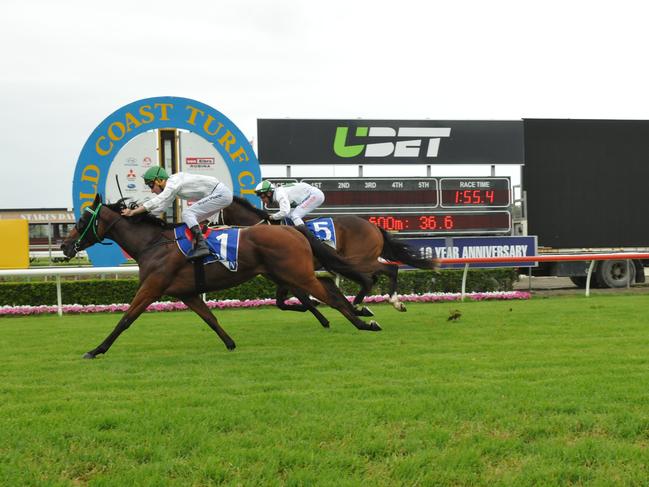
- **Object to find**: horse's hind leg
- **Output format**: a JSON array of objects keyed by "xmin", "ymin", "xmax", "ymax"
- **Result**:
[
  {"xmin": 308, "ymin": 276, "xmax": 381, "ymax": 332},
  {"xmin": 181, "ymin": 295, "xmax": 236, "ymax": 350},
  {"xmin": 351, "ymin": 273, "xmax": 379, "ymax": 317},
  {"xmin": 382, "ymin": 264, "xmax": 406, "ymax": 312},
  {"xmin": 353, "ymin": 264, "xmax": 406, "ymax": 312},
  {"xmin": 275, "ymin": 285, "xmax": 330, "ymax": 328}
]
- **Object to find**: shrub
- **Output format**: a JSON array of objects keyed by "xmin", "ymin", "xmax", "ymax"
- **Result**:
[{"xmin": 0, "ymin": 269, "xmax": 518, "ymax": 306}]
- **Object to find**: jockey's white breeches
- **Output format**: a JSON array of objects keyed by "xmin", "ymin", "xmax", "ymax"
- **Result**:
[
  {"xmin": 182, "ymin": 182, "xmax": 233, "ymax": 229},
  {"xmin": 289, "ymin": 187, "xmax": 325, "ymax": 226}
]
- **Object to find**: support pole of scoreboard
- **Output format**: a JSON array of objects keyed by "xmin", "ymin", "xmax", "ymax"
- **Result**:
[
  {"xmin": 586, "ymin": 260, "xmax": 596, "ymax": 297},
  {"xmin": 461, "ymin": 264, "xmax": 469, "ymax": 301}
]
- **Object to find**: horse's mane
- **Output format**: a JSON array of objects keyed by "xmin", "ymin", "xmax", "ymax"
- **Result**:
[
  {"xmin": 232, "ymin": 195, "xmax": 270, "ymax": 219},
  {"xmin": 104, "ymin": 199, "xmax": 174, "ymax": 229}
]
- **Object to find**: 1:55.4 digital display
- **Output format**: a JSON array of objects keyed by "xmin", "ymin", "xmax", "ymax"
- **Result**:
[{"xmin": 440, "ymin": 178, "xmax": 511, "ymax": 208}]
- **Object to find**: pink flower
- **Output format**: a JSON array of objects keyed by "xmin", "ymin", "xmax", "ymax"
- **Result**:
[{"xmin": 0, "ymin": 291, "xmax": 531, "ymax": 316}]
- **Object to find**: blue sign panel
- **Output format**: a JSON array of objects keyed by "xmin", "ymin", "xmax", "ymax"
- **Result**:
[
  {"xmin": 72, "ymin": 96, "xmax": 261, "ymax": 267},
  {"xmin": 407, "ymin": 235, "xmax": 538, "ymax": 268}
]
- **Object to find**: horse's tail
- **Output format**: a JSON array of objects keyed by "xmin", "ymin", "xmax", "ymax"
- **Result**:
[
  {"xmin": 378, "ymin": 227, "xmax": 439, "ymax": 269},
  {"xmin": 294, "ymin": 226, "xmax": 372, "ymax": 289}
]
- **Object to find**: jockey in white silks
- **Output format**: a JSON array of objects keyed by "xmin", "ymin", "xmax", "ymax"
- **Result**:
[{"xmin": 254, "ymin": 181, "xmax": 325, "ymax": 228}]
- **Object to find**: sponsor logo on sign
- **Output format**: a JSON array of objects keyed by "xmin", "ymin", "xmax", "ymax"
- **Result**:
[
  {"xmin": 124, "ymin": 157, "xmax": 138, "ymax": 167},
  {"xmin": 126, "ymin": 169, "xmax": 137, "ymax": 180},
  {"xmin": 186, "ymin": 157, "xmax": 215, "ymax": 168},
  {"xmin": 126, "ymin": 183, "xmax": 137, "ymax": 190},
  {"xmin": 333, "ymin": 126, "xmax": 452, "ymax": 158},
  {"xmin": 73, "ymin": 96, "xmax": 261, "ymax": 266}
]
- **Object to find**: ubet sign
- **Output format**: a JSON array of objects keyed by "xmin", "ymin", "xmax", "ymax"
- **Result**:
[{"xmin": 333, "ymin": 126, "xmax": 452, "ymax": 158}]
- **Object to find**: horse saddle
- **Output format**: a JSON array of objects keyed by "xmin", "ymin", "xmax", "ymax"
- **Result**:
[{"xmin": 174, "ymin": 225, "xmax": 240, "ymax": 271}]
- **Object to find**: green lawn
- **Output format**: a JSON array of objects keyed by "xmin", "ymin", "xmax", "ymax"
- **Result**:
[{"xmin": 2, "ymin": 295, "xmax": 649, "ymax": 486}]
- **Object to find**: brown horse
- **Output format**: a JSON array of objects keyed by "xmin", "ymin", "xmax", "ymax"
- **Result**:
[
  {"xmin": 217, "ymin": 196, "xmax": 439, "ymax": 314},
  {"xmin": 61, "ymin": 194, "xmax": 381, "ymax": 359}
]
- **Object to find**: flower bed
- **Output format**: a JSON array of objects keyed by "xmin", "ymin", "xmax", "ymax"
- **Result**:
[{"xmin": 0, "ymin": 291, "xmax": 531, "ymax": 316}]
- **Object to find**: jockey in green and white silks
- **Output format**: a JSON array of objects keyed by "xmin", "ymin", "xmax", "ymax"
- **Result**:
[
  {"xmin": 121, "ymin": 166, "xmax": 233, "ymax": 261},
  {"xmin": 254, "ymin": 181, "xmax": 324, "ymax": 227}
]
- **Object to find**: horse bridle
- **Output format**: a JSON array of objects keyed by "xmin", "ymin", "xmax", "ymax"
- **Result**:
[{"xmin": 73, "ymin": 204, "xmax": 120, "ymax": 252}]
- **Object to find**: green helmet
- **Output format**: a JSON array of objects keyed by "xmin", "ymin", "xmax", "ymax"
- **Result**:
[
  {"xmin": 143, "ymin": 166, "xmax": 169, "ymax": 182},
  {"xmin": 255, "ymin": 180, "xmax": 275, "ymax": 195}
]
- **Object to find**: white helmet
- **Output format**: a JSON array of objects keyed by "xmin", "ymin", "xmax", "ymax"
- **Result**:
[{"xmin": 255, "ymin": 180, "xmax": 275, "ymax": 195}]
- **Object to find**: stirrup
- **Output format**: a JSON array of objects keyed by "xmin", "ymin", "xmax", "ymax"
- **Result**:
[{"xmin": 186, "ymin": 243, "xmax": 211, "ymax": 261}]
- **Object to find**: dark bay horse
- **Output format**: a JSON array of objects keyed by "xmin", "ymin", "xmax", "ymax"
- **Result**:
[
  {"xmin": 217, "ymin": 196, "xmax": 439, "ymax": 313},
  {"xmin": 61, "ymin": 195, "xmax": 381, "ymax": 359}
]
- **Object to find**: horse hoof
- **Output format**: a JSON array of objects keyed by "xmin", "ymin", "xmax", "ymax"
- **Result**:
[
  {"xmin": 396, "ymin": 303, "xmax": 407, "ymax": 312},
  {"xmin": 354, "ymin": 306, "xmax": 374, "ymax": 317},
  {"xmin": 369, "ymin": 320, "xmax": 382, "ymax": 331},
  {"xmin": 82, "ymin": 352, "xmax": 96, "ymax": 359},
  {"xmin": 226, "ymin": 342, "xmax": 236, "ymax": 351}
]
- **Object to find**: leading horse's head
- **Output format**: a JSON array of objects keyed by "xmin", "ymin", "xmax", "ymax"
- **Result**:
[{"xmin": 60, "ymin": 194, "xmax": 123, "ymax": 258}]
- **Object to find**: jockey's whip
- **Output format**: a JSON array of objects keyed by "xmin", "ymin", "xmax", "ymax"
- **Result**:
[{"xmin": 115, "ymin": 174, "xmax": 126, "ymax": 205}]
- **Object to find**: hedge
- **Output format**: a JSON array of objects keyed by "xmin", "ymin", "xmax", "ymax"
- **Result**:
[{"xmin": 0, "ymin": 269, "xmax": 518, "ymax": 307}]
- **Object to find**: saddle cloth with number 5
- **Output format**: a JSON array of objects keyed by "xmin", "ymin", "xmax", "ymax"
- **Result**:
[
  {"xmin": 303, "ymin": 218, "xmax": 337, "ymax": 248},
  {"xmin": 174, "ymin": 225, "xmax": 240, "ymax": 271}
]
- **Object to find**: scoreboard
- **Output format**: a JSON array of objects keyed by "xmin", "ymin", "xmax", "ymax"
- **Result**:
[{"xmin": 266, "ymin": 177, "xmax": 512, "ymax": 235}]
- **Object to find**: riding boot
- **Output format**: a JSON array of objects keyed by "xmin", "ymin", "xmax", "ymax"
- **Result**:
[{"xmin": 187, "ymin": 225, "xmax": 211, "ymax": 261}]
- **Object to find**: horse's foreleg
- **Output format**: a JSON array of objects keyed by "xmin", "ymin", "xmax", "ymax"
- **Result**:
[
  {"xmin": 309, "ymin": 276, "xmax": 381, "ymax": 332},
  {"xmin": 181, "ymin": 295, "xmax": 236, "ymax": 350},
  {"xmin": 83, "ymin": 288, "xmax": 159, "ymax": 359},
  {"xmin": 275, "ymin": 284, "xmax": 310, "ymax": 312},
  {"xmin": 287, "ymin": 287, "xmax": 330, "ymax": 328},
  {"xmin": 271, "ymin": 280, "xmax": 330, "ymax": 328}
]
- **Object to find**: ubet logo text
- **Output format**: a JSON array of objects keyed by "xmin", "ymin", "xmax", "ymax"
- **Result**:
[{"xmin": 333, "ymin": 126, "xmax": 452, "ymax": 158}]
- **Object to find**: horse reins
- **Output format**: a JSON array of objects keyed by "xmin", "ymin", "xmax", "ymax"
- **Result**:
[
  {"xmin": 75, "ymin": 203, "xmax": 183, "ymax": 259},
  {"xmin": 74, "ymin": 204, "xmax": 119, "ymax": 251}
]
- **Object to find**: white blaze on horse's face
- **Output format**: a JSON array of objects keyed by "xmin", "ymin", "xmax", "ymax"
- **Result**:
[{"xmin": 61, "ymin": 224, "xmax": 84, "ymax": 258}]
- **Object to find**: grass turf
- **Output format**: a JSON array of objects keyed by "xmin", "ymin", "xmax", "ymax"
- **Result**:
[{"xmin": 2, "ymin": 295, "xmax": 649, "ymax": 486}]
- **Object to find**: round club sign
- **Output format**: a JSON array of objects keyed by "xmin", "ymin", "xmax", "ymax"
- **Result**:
[{"xmin": 72, "ymin": 96, "xmax": 261, "ymax": 267}]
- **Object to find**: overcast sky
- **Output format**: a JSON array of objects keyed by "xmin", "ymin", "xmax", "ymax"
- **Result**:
[{"xmin": 2, "ymin": 0, "xmax": 648, "ymax": 209}]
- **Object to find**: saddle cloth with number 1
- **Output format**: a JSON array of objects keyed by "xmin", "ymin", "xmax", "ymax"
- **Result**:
[{"xmin": 174, "ymin": 225, "xmax": 240, "ymax": 271}]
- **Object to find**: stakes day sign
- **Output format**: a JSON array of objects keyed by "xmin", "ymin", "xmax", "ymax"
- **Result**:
[{"xmin": 72, "ymin": 96, "xmax": 260, "ymax": 267}]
